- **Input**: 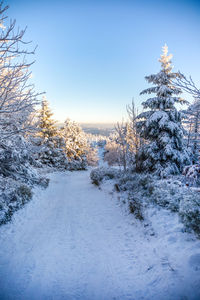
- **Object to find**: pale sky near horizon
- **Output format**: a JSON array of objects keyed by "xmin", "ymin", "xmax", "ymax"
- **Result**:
[{"xmin": 5, "ymin": 0, "xmax": 200, "ymax": 123}]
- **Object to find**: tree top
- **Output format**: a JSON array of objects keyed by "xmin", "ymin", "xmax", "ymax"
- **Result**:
[{"xmin": 158, "ymin": 44, "xmax": 173, "ymax": 73}]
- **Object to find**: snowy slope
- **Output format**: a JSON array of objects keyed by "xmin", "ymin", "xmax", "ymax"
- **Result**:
[{"xmin": 0, "ymin": 170, "xmax": 200, "ymax": 300}]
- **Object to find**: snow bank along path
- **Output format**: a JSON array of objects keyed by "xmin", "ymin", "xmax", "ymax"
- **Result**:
[{"xmin": 0, "ymin": 170, "xmax": 200, "ymax": 300}]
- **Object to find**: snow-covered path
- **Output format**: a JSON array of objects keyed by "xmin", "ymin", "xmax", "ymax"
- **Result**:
[{"xmin": 0, "ymin": 170, "xmax": 200, "ymax": 300}]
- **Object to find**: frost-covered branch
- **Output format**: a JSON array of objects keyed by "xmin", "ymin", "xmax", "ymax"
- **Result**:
[
  {"xmin": 175, "ymin": 73, "xmax": 200, "ymax": 99},
  {"xmin": 0, "ymin": 3, "xmax": 43, "ymax": 140}
]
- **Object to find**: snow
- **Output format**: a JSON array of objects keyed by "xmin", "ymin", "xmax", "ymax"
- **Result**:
[
  {"xmin": 98, "ymin": 145, "xmax": 108, "ymax": 167},
  {"xmin": 0, "ymin": 170, "xmax": 200, "ymax": 299}
]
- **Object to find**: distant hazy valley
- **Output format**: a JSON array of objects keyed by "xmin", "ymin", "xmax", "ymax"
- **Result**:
[
  {"xmin": 80, "ymin": 123, "xmax": 115, "ymax": 136},
  {"xmin": 57, "ymin": 123, "xmax": 115, "ymax": 136}
]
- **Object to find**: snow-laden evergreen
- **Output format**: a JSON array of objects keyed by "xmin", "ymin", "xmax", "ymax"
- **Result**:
[
  {"xmin": 60, "ymin": 119, "xmax": 88, "ymax": 170},
  {"xmin": 32, "ymin": 97, "xmax": 69, "ymax": 169},
  {"xmin": 137, "ymin": 45, "xmax": 190, "ymax": 176},
  {"xmin": 32, "ymin": 100, "xmax": 98, "ymax": 170},
  {"xmin": 38, "ymin": 97, "xmax": 58, "ymax": 139}
]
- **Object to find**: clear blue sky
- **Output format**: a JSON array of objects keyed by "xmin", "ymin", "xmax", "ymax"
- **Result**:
[{"xmin": 5, "ymin": 0, "xmax": 200, "ymax": 123}]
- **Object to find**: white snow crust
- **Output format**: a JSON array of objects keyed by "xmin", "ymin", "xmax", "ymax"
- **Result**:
[{"xmin": 0, "ymin": 170, "xmax": 200, "ymax": 299}]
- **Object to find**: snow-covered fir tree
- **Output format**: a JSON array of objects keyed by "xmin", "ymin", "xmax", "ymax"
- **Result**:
[
  {"xmin": 38, "ymin": 97, "xmax": 57, "ymax": 140},
  {"xmin": 136, "ymin": 45, "xmax": 190, "ymax": 176},
  {"xmin": 33, "ymin": 98, "xmax": 68, "ymax": 168},
  {"xmin": 61, "ymin": 119, "xmax": 88, "ymax": 170}
]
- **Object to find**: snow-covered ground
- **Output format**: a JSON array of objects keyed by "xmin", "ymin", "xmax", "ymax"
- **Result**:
[
  {"xmin": 0, "ymin": 170, "xmax": 200, "ymax": 300},
  {"xmin": 98, "ymin": 146, "xmax": 108, "ymax": 167}
]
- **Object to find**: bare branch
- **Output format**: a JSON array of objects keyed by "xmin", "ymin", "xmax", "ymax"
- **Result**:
[{"xmin": 174, "ymin": 72, "xmax": 200, "ymax": 99}]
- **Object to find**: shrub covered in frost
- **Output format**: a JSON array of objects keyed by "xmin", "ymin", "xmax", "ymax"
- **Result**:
[
  {"xmin": 90, "ymin": 167, "xmax": 120, "ymax": 186},
  {"xmin": 116, "ymin": 172, "xmax": 186, "ymax": 211},
  {"xmin": 85, "ymin": 146, "xmax": 98, "ymax": 167},
  {"xmin": 128, "ymin": 195, "xmax": 144, "ymax": 220},
  {"xmin": 115, "ymin": 172, "xmax": 155, "ymax": 196},
  {"xmin": 67, "ymin": 156, "xmax": 87, "ymax": 171},
  {"xmin": 0, "ymin": 136, "xmax": 49, "ymax": 225},
  {"xmin": 183, "ymin": 164, "xmax": 200, "ymax": 186},
  {"xmin": 0, "ymin": 136, "xmax": 47, "ymax": 185},
  {"xmin": 150, "ymin": 179, "xmax": 184, "ymax": 212},
  {"xmin": 33, "ymin": 139, "xmax": 69, "ymax": 170},
  {"xmin": 0, "ymin": 177, "xmax": 33, "ymax": 224},
  {"xmin": 114, "ymin": 173, "xmax": 139, "ymax": 192},
  {"xmin": 179, "ymin": 193, "xmax": 200, "ymax": 235},
  {"xmin": 114, "ymin": 170, "xmax": 200, "ymax": 234}
]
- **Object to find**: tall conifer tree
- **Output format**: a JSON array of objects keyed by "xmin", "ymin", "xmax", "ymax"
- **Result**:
[
  {"xmin": 137, "ymin": 45, "xmax": 190, "ymax": 176},
  {"xmin": 38, "ymin": 96, "xmax": 57, "ymax": 140}
]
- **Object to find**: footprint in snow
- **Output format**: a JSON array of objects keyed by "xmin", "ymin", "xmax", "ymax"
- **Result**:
[{"xmin": 161, "ymin": 256, "xmax": 175, "ymax": 271}]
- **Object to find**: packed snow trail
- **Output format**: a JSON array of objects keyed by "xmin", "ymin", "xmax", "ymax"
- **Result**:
[{"xmin": 0, "ymin": 170, "xmax": 200, "ymax": 300}]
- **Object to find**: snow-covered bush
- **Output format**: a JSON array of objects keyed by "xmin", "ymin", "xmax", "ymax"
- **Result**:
[
  {"xmin": 179, "ymin": 192, "xmax": 200, "ymax": 235},
  {"xmin": 151, "ymin": 179, "xmax": 184, "ymax": 212},
  {"xmin": 0, "ymin": 136, "xmax": 45, "ymax": 184},
  {"xmin": 0, "ymin": 177, "xmax": 33, "ymax": 225},
  {"xmin": 85, "ymin": 146, "xmax": 98, "ymax": 167},
  {"xmin": 128, "ymin": 195, "xmax": 144, "ymax": 220},
  {"xmin": 90, "ymin": 167, "xmax": 120, "ymax": 186},
  {"xmin": 115, "ymin": 173, "xmax": 154, "ymax": 195},
  {"xmin": 0, "ymin": 135, "xmax": 49, "ymax": 224},
  {"xmin": 114, "ymin": 169, "xmax": 200, "ymax": 234},
  {"xmin": 183, "ymin": 164, "xmax": 200, "ymax": 186},
  {"xmin": 60, "ymin": 119, "xmax": 89, "ymax": 170},
  {"xmin": 33, "ymin": 137, "xmax": 69, "ymax": 169},
  {"xmin": 115, "ymin": 172, "xmax": 185, "ymax": 211},
  {"xmin": 67, "ymin": 156, "xmax": 87, "ymax": 171}
]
